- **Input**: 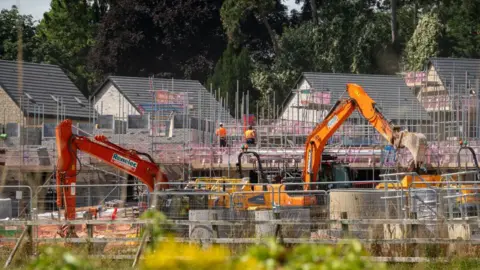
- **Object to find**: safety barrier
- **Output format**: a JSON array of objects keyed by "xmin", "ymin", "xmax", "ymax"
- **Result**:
[
  {"xmin": 3, "ymin": 177, "xmax": 480, "ymax": 262},
  {"xmin": 0, "ymin": 185, "xmax": 33, "ymax": 220},
  {"xmin": 0, "ymin": 174, "xmax": 480, "ymax": 233},
  {"xmin": 2, "ymin": 140, "xmax": 480, "ymax": 169},
  {"xmin": 0, "ymin": 176, "xmax": 479, "ymax": 223}
]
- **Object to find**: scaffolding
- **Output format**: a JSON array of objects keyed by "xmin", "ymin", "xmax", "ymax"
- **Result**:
[{"xmin": 0, "ymin": 68, "xmax": 480, "ymax": 186}]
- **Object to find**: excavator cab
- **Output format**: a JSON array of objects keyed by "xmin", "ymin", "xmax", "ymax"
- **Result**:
[
  {"xmin": 323, "ymin": 163, "xmax": 352, "ymax": 189},
  {"xmin": 236, "ymin": 151, "xmax": 318, "ymax": 209},
  {"xmin": 313, "ymin": 154, "xmax": 352, "ymax": 190}
]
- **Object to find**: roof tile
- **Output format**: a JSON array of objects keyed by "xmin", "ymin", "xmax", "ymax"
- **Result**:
[
  {"xmin": 106, "ymin": 76, "xmax": 233, "ymax": 122},
  {"xmin": 0, "ymin": 60, "xmax": 92, "ymax": 119},
  {"xmin": 429, "ymin": 57, "xmax": 480, "ymax": 91},
  {"xmin": 300, "ymin": 72, "xmax": 431, "ymax": 121}
]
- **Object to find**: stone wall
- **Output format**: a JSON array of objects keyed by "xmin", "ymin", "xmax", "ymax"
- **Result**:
[{"xmin": 0, "ymin": 86, "xmax": 24, "ymax": 124}]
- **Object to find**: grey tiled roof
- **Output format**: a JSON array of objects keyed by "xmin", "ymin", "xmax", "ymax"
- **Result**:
[
  {"xmin": 95, "ymin": 76, "xmax": 233, "ymax": 122},
  {"xmin": 429, "ymin": 57, "xmax": 480, "ymax": 91},
  {"xmin": 284, "ymin": 72, "xmax": 430, "ymax": 121},
  {"xmin": 0, "ymin": 60, "xmax": 92, "ymax": 119}
]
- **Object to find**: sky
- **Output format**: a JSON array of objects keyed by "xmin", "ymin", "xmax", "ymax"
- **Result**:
[
  {"xmin": 0, "ymin": 0, "xmax": 51, "ymax": 21},
  {"xmin": 0, "ymin": 0, "xmax": 302, "ymax": 22}
]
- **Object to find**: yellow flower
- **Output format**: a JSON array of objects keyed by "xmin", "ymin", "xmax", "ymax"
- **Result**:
[{"xmin": 141, "ymin": 238, "xmax": 230, "ymax": 270}]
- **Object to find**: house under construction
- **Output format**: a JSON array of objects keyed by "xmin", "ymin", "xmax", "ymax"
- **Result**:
[{"xmin": 0, "ymin": 57, "xmax": 479, "ymax": 203}]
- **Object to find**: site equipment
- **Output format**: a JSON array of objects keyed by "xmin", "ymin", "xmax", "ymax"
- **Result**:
[
  {"xmin": 181, "ymin": 151, "xmax": 350, "ymax": 211},
  {"xmin": 303, "ymin": 83, "xmax": 428, "ymax": 186},
  {"xmin": 235, "ymin": 151, "xmax": 319, "ymax": 209},
  {"xmin": 192, "ymin": 83, "xmax": 427, "ymax": 209},
  {"xmin": 55, "ymin": 119, "xmax": 168, "ymax": 237},
  {"xmin": 454, "ymin": 141, "xmax": 480, "ymax": 210}
]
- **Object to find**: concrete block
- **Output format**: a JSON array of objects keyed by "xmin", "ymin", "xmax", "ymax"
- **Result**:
[
  {"xmin": 189, "ymin": 209, "xmax": 255, "ymax": 240},
  {"xmin": 255, "ymin": 209, "xmax": 310, "ymax": 239},
  {"xmin": 37, "ymin": 147, "xmax": 51, "ymax": 166},
  {"xmin": 0, "ymin": 198, "xmax": 12, "ymax": 219}
]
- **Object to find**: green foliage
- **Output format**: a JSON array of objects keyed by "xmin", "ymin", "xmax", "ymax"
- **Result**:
[
  {"xmin": 220, "ymin": 0, "xmax": 280, "ymax": 54},
  {"xmin": 252, "ymin": 5, "xmax": 393, "ymax": 111},
  {"xmin": 275, "ymin": 21, "xmax": 316, "ymax": 74},
  {"xmin": 27, "ymin": 246, "xmax": 93, "ymax": 270},
  {"xmin": 0, "ymin": 6, "xmax": 39, "ymax": 62},
  {"xmin": 4, "ymin": 0, "xmax": 480, "ymax": 111},
  {"xmin": 220, "ymin": 0, "xmax": 276, "ymax": 40},
  {"xmin": 250, "ymin": 64, "xmax": 295, "ymax": 117},
  {"xmin": 140, "ymin": 209, "xmax": 170, "ymax": 251},
  {"xmin": 442, "ymin": 0, "xmax": 480, "ymax": 58},
  {"xmin": 404, "ymin": 11, "xmax": 444, "ymax": 71},
  {"xmin": 35, "ymin": 0, "xmax": 105, "ymax": 95},
  {"xmin": 140, "ymin": 232, "xmax": 384, "ymax": 270},
  {"xmin": 234, "ymin": 239, "xmax": 385, "ymax": 270},
  {"xmin": 207, "ymin": 44, "xmax": 254, "ymax": 111},
  {"xmin": 89, "ymin": 0, "xmax": 226, "ymax": 83}
]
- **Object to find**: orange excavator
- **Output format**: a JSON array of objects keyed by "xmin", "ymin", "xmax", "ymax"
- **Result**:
[
  {"xmin": 55, "ymin": 119, "xmax": 168, "ymax": 237},
  {"xmin": 229, "ymin": 83, "xmax": 428, "ymax": 209},
  {"xmin": 302, "ymin": 83, "xmax": 428, "ymax": 187}
]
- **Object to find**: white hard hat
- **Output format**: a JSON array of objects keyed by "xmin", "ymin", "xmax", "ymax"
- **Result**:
[{"xmin": 219, "ymin": 123, "xmax": 224, "ymax": 126}]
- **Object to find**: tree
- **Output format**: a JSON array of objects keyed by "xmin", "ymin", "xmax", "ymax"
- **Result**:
[
  {"xmin": 207, "ymin": 44, "xmax": 254, "ymax": 111},
  {"xmin": 293, "ymin": 0, "xmax": 313, "ymax": 23},
  {"xmin": 404, "ymin": 11, "xmax": 444, "ymax": 71},
  {"xmin": 279, "ymin": 1, "xmax": 393, "ymax": 74},
  {"xmin": 442, "ymin": 0, "xmax": 480, "ymax": 58},
  {"xmin": 391, "ymin": 0, "xmax": 398, "ymax": 48},
  {"xmin": 89, "ymin": 0, "xmax": 226, "ymax": 83},
  {"xmin": 251, "ymin": 1, "xmax": 396, "ymax": 110},
  {"xmin": 0, "ymin": 6, "xmax": 39, "ymax": 62},
  {"xmin": 35, "ymin": 0, "xmax": 106, "ymax": 96},
  {"xmin": 220, "ymin": 0, "xmax": 284, "ymax": 55},
  {"xmin": 309, "ymin": 0, "xmax": 318, "ymax": 24}
]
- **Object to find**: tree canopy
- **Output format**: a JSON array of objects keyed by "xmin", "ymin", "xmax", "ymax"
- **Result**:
[
  {"xmin": 35, "ymin": 0, "xmax": 106, "ymax": 96},
  {"xmin": 0, "ymin": 0, "xmax": 479, "ymax": 105},
  {"xmin": 89, "ymin": 0, "xmax": 226, "ymax": 83},
  {"xmin": 0, "ymin": 6, "xmax": 39, "ymax": 62}
]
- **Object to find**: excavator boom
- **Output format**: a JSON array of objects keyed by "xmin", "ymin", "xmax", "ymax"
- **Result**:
[
  {"xmin": 303, "ymin": 83, "xmax": 428, "ymax": 184},
  {"xmin": 347, "ymin": 84, "xmax": 428, "ymax": 167},
  {"xmin": 55, "ymin": 119, "xmax": 168, "ymax": 221},
  {"xmin": 303, "ymin": 99, "xmax": 357, "ymax": 184},
  {"xmin": 346, "ymin": 84, "xmax": 396, "ymax": 145}
]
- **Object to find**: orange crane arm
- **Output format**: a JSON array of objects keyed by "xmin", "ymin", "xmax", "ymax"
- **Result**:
[
  {"xmin": 346, "ymin": 83, "xmax": 400, "ymax": 147},
  {"xmin": 303, "ymin": 98, "xmax": 357, "ymax": 184},
  {"xmin": 55, "ymin": 119, "xmax": 168, "ymax": 220},
  {"xmin": 303, "ymin": 83, "xmax": 416, "ymax": 185}
]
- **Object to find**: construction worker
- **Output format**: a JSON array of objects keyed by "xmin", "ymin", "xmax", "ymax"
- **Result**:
[
  {"xmin": 215, "ymin": 123, "xmax": 227, "ymax": 147},
  {"xmin": 245, "ymin": 125, "xmax": 256, "ymax": 146}
]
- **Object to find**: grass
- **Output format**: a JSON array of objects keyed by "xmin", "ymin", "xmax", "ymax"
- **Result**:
[
  {"xmin": 0, "ymin": 258, "xmax": 132, "ymax": 270},
  {"xmin": 388, "ymin": 259, "xmax": 480, "ymax": 270},
  {"xmin": 1, "ymin": 228, "xmax": 480, "ymax": 270},
  {"xmin": 0, "ymin": 243, "xmax": 134, "ymax": 269}
]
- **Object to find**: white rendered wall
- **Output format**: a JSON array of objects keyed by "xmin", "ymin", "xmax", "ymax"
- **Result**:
[
  {"xmin": 279, "ymin": 79, "xmax": 328, "ymax": 124},
  {"xmin": 94, "ymin": 82, "xmax": 140, "ymax": 117}
]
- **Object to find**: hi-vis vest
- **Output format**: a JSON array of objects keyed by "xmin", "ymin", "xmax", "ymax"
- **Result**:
[
  {"xmin": 245, "ymin": 129, "xmax": 255, "ymax": 139},
  {"xmin": 216, "ymin": 127, "xmax": 227, "ymax": 138}
]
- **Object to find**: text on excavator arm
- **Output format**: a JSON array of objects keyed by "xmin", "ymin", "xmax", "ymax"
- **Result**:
[{"xmin": 55, "ymin": 119, "xmax": 168, "ymax": 220}]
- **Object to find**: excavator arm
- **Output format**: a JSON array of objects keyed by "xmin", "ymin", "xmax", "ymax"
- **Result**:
[
  {"xmin": 303, "ymin": 99, "xmax": 357, "ymax": 184},
  {"xmin": 347, "ymin": 84, "xmax": 427, "ymax": 169},
  {"xmin": 346, "ymin": 84, "xmax": 398, "ymax": 146},
  {"xmin": 303, "ymin": 83, "xmax": 427, "ymax": 185},
  {"xmin": 55, "ymin": 119, "xmax": 168, "ymax": 221}
]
